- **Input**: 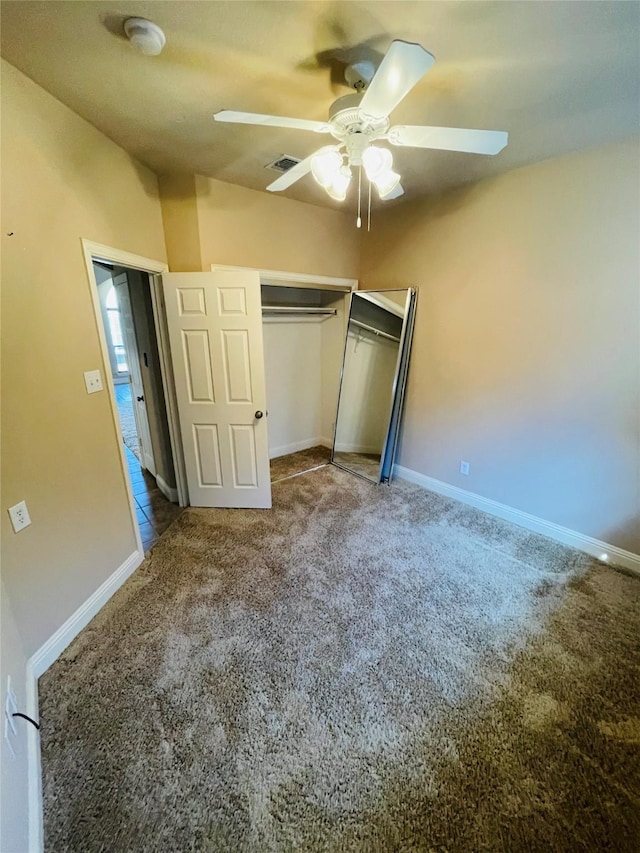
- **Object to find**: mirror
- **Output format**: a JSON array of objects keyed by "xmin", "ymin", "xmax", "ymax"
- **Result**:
[{"xmin": 332, "ymin": 289, "xmax": 416, "ymax": 483}]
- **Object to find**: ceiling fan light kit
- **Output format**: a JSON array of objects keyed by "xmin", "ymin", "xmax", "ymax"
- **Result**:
[
  {"xmin": 214, "ymin": 39, "xmax": 509, "ymax": 227},
  {"xmin": 310, "ymin": 148, "xmax": 343, "ymax": 188}
]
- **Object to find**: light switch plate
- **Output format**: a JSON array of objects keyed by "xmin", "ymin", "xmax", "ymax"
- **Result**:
[
  {"xmin": 8, "ymin": 500, "xmax": 31, "ymax": 532},
  {"xmin": 84, "ymin": 369, "xmax": 103, "ymax": 394}
]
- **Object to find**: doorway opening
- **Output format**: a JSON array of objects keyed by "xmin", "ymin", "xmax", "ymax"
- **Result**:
[{"xmin": 88, "ymin": 251, "xmax": 184, "ymax": 552}]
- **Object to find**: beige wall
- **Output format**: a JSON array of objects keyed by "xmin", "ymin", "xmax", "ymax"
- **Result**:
[
  {"xmin": 194, "ymin": 175, "xmax": 359, "ymax": 279},
  {"xmin": 360, "ymin": 137, "xmax": 640, "ymax": 553},
  {"xmin": 158, "ymin": 173, "xmax": 202, "ymax": 271},
  {"xmin": 1, "ymin": 58, "xmax": 167, "ymax": 660}
]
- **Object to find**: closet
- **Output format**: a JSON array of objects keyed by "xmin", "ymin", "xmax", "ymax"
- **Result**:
[{"xmin": 260, "ymin": 284, "xmax": 350, "ymax": 459}]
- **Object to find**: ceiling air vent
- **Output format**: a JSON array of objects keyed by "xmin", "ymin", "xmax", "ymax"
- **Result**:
[{"xmin": 266, "ymin": 155, "xmax": 301, "ymax": 173}]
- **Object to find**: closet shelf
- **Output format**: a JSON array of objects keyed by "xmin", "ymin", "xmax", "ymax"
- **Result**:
[
  {"xmin": 350, "ymin": 319, "xmax": 401, "ymax": 343},
  {"xmin": 262, "ymin": 306, "xmax": 337, "ymax": 316}
]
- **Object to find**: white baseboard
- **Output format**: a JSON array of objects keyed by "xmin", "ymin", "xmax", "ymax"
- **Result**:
[
  {"xmin": 269, "ymin": 437, "xmax": 326, "ymax": 459},
  {"xmin": 394, "ymin": 465, "xmax": 640, "ymax": 575},
  {"xmin": 25, "ymin": 549, "xmax": 144, "ymax": 852},
  {"xmin": 25, "ymin": 661, "xmax": 42, "ymax": 853},
  {"xmin": 156, "ymin": 474, "xmax": 178, "ymax": 504},
  {"xmin": 335, "ymin": 443, "xmax": 380, "ymax": 455},
  {"xmin": 29, "ymin": 549, "xmax": 144, "ymax": 679}
]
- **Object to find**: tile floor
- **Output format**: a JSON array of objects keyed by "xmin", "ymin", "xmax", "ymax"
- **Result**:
[
  {"xmin": 115, "ymin": 383, "xmax": 140, "ymax": 460},
  {"xmin": 124, "ymin": 444, "xmax": 183, "ymax": 551}
]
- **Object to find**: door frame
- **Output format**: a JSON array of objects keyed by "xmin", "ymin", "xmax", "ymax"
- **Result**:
[{"xmin": 82, "ymin": 241, "xmax": 187, "ymax": 556}]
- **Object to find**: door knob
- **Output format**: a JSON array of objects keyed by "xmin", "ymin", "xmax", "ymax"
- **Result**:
[
  {"xmin": 136, "ymin": 395, "xmax": 144, "ymax": 402},
  {"xmin": 254, "ymin": 410, "xmax": 263, "ymax": 419}
]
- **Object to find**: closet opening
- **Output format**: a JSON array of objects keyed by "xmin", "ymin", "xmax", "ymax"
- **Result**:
[{"xmin": 260, "ymin": 282, "xmax": 352, "ymax": 483}]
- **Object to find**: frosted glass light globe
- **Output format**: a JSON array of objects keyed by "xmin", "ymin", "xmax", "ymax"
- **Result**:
[{"xmin": 311, "ymin": 150, "xmax": 343, "ymax": 188}]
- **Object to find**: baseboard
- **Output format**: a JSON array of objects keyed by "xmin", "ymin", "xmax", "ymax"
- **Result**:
[
  {"xmin": 269, "ymin": 437, "xmax": 326, "ymax": 459},
  {"xmin": 156, "ymin": 474, "xmax": 178, "ymax": 504},
  {"xmin": 25, "ymin": 661, "xmax": 42, "ymax": 853},
  {"xmin": 334, "ymin": 443, "xmax": 380, "ymax": 455},
  {"xmin": 25, "ymin": 548, "xmax": 144, "ymax": 852},
  {"xmin": 394, "ymin": 465, "xmax": 640, "ymax": 575},
  {"xmin": 29, "ymin": 549, "xmax": 144, "ymax": 679}
]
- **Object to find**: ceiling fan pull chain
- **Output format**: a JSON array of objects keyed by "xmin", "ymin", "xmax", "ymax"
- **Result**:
[
  {"xmin": 357, "ymin": 166, "xmax": 362, "ymax": 229},
  {"xmin": 368, "ymin": 179, "xmax": 372, "ymax": 232}
]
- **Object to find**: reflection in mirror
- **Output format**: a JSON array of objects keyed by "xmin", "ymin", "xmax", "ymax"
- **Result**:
[{"xmin": 332, "ymin": 289, "xmax": 416, "ymax": 483}]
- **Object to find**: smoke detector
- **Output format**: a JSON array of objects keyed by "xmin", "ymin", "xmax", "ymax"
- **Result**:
[{"xmin": 123, "ymin": 18, "xmax": 166, "ymax": 56}]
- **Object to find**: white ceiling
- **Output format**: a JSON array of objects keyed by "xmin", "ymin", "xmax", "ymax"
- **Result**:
[{"xmin": 1, "ymin": 1, "xmax": 639, "ymax": 210}]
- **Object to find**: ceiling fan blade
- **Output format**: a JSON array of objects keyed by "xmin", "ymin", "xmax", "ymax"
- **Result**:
[
  {"xmin": 388, "ymin": 125, "xmax": 508, "ymax": 155},
  {"xmin": 214, "ymin": 110, "xmax": 330, "ymax": 134},
  {"xmin": 266, "ymin": 154, "xmax": 314, "ymax": 192},
  {"xmin": 381, "ymin": 182, "xmax": 404, "ymax": 200},
  {"xmin": 359, "ymin": 40, "xmax": 435, "ymax": 120}
]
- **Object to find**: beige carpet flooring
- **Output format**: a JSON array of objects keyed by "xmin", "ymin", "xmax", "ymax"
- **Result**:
[
  {"xmin": 270, "ymin": 445, "xmax": 331, "ymax": 482},
  {"xmin": 39, "ymin": 464, "xmax": 640, "ymax": 851},
  {"xmin": 333, "ymin": 451, "xmax": 381, "ymax": 481}
]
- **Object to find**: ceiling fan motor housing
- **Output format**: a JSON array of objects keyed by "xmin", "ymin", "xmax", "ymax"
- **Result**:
[{"xmin": 328, "ymin": 94, "xmax": 390, "ymax": 149}]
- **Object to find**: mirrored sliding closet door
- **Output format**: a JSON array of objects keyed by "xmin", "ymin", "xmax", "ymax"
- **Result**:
[{"xmin": 332, "ymin": 288, "xmax": 416, "ymax": 484}]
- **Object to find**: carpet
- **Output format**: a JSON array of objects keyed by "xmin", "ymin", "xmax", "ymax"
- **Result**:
[
  {"xmin": 270, "ymin": 445, "xmax": 331, "ymax": 482},
  {"xmin": 39, "ymin": 465, "xmax": 640, "ymax": 851},
  {"xmin": 333, "ymin": 451, "xmax": 381, "ymax": 481}
]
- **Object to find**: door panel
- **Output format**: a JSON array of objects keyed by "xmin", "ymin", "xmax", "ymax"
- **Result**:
[
  {"xmin": 222, "ymin": 330, "xmax": 253, "ymax": 402},
  {"xmin": 162, "ymin": 271, "xmax": 271, "ymax": 508},
  {"xmin": 182, "ymin": 330, "xmax": 215, "ymax": 402}
]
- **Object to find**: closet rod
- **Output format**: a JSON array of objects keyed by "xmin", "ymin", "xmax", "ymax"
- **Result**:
[
  {"xmin": 262, "ymin": 306, "xmax": 337, "ymax": 316},
  {"xmin": 350, "ymin": 319, "xmax": 401, "ymax": 343}
]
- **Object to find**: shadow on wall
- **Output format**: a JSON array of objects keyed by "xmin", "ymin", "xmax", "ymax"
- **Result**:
[{"xmin": 603, "ymin": 518, "xmax": 640, "ymax": 562}]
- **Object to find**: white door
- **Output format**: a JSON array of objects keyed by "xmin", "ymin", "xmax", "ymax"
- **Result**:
[
  {"xmin": 114, "ymin": 272, "xmax": 156, "ymax": 475},
  {"xmin": 161, "ymin": 270, "xmax": 271, "ymax": 508}
]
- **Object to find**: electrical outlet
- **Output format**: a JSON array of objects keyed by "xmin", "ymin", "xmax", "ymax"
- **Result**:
[
  {"xmin": 459, "ymin": 460, "xmax": 470, "ymax": 476},
  {"xmin": 8, "ymin": 500, "xmax": 31, "ymax": 532},
  {"xmin": 84, "ymin": 369, "xmax": 103, "ymax": 394}
]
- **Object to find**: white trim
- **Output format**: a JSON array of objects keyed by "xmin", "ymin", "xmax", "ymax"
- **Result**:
[
  {"xmin": 394, "ymin": 465, "xmax": 640, "ymax": 575},
  {"xmin": 82, "ymin": 241, "xmax": 188, "ymax": 510},
  {"xmin": 83, "ymin": 241, "xmax": 169, "ymax": 274},
  {"xmin": 29, "ymin": 550, "xmax": 144, "ymax": 679},
  {"xmin": 156, "ymin": 474, "xmax": 179, "ymax": 504},
  {"xmin": 335, "ymin": 443, "xmax": 381, "ymax": 454},
  {"xmin": 25, "ymin": 662, "xmax": 42, "ymax": 853},
  {"xmin": 210, "ymin": 263, "xmax": 357, "ymax": 292},
  {"xmin": 25, "ymin": 548, "xmax": 143, "ymax": 852},
  {"xmin": 82, "ymin": 240, "xmax": 170, "ymax": 551}
]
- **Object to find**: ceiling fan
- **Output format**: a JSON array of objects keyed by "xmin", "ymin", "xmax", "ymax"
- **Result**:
[{"xmin": 214, "ymin": 40, "xmax": 508, "ymax": 224}]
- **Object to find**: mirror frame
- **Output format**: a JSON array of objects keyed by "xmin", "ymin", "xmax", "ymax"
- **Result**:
[{"xmin": 331, "ymin": 288, "xmax": 417, "ymax": 484}]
